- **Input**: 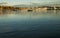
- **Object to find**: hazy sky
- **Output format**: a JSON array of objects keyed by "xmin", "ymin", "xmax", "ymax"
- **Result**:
[{"xmin": 0, "ymin": 0, "xmax": 60, "ymax": 6}]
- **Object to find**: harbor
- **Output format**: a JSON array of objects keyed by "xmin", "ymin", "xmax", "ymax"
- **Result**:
[{"xmin": 0, "ymin": 0, "xmax": 60, "ymax": 38}]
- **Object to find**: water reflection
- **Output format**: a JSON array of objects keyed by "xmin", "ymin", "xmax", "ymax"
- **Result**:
[
  {"xmin": 0, "ymin": 10, "xmax": 59, "ymax": 16},
  {"xmin": 0, "ymin": 10, "xmax": 60, "ymax": 19},
  {"xmin": 0, "ymin": 10, "xmax": 60, "ymax": 38}
]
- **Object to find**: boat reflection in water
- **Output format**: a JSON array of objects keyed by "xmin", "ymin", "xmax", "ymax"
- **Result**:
[{"xmin": 0, "ymin": 10, "xmax": 60, "ymax": 38}]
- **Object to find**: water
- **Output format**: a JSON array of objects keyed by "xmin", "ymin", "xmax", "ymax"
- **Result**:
[{"xmin": 0, "ymin": 10, "xmax": 60, "ymax": 38}]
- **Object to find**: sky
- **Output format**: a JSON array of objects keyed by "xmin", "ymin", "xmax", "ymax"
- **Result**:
[{"xmin": 0, "ymin": 0, "xmax": 60, "ymax": 6}]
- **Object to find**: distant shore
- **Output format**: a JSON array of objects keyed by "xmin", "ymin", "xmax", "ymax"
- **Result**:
[{"xmin": 0, "ymin": 6, "xmax": 60, "ymax": 12}]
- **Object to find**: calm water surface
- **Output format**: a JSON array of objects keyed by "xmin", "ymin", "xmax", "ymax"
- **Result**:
[{"xmin": 0, "ymin": 10, "xmax": 60, "ymax": 38}]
